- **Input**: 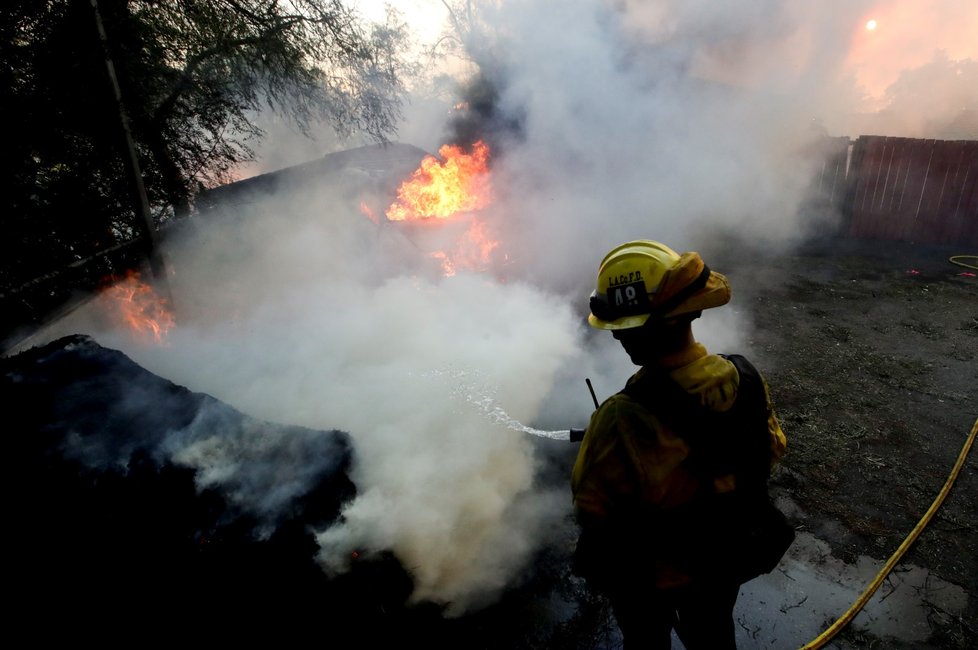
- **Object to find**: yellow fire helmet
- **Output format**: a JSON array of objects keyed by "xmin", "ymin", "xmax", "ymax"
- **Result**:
[{"xmin": 587, "ymin": 240, "xmax": 732, "ymax": 330}]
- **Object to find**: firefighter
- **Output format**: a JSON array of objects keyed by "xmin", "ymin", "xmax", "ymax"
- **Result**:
[{"xmin": 571, "ymin": 240, "xmax": 788, "ymax": 649}]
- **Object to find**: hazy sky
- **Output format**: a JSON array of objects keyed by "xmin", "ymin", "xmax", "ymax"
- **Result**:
[
  {"xmin": 372, "ymin": 0, "xmax": 977, "ymax": 128},
  {"xmin": 248, "ymin": 0, "xmax": 978, "ymax": 175},
  {"xmin": 841, "ymin": 0, "xmax": 978, "ymax": 98}
]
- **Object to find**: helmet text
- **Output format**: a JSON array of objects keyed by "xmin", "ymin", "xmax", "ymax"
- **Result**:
[{"xmin": 607, "ymin": 271, "xmax": 643, "ymax": 287}]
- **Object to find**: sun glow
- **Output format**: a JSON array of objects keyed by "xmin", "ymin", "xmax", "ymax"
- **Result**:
[{"xmin": 865, "ymin": 19, "xmax": 878, "ymax": 31}]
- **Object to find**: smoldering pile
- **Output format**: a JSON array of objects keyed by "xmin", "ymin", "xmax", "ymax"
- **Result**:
[
  {"xmin": 2, "ymin": 334, "xmax": 586, "ymax": 645},
  {"xmin": 3, "ymin": 335, "xmax": 403, "ymax": 638}
]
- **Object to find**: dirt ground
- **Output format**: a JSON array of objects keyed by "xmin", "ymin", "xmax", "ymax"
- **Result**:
[{"xmin": 718, "ymin": 237, "xmax": 977, "ymax": 648}]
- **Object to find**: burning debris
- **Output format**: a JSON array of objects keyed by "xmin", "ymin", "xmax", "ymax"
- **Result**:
[
  {"xmin": 1, "ymin": 334, "xmax": 406, "ymax": 639},
  {"xmin": 377, "ymin": 140, "xmax": 504, "ymax": 276},
  {"xmin": 98, "ymin": 270, "xmax": 175, "ymax": 344},
  {"xmin": 385, "ymin": 141, "xmax": 492, "ymax": 221},
  {"xmin": 2, "ymin": 136, "xmax": 587, "ymax": 634},
  {"xmin": 2, "ymin": 334, "xmax": 587, "ymax": 645}
]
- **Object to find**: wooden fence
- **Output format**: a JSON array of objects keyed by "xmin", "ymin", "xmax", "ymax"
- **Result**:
[{"xmin": 817, "ymin": 136, "xmax": 978, "ymax": 247}]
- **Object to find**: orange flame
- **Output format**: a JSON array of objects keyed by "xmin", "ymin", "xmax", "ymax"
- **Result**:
[
  {"xmin": 428, "ymin": 250, "xmax": 456, "ymax": 277},
  {"xmin": 384, "ymin": 140, "xmax": 506, "ymax": 276},
  {"xmin": 385, "ymin": 141, "xmax": 492, "ymax": 221},
  {"xmin": 423, "ymin": 219, "xmax": 502, "ymax": 277},
  {"xmin": 100, "ymin": 271, "xmax": 175, "ymax": 344},
  {"xmin": 454, "ymin": 219, "xmax": 501, "ymax": 270},
  {"xmin": 359, "ymin": 200, "xmax": 380, "ymax": 225}
]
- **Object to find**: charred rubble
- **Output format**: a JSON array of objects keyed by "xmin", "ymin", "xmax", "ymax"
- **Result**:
[
  {"xmin": 2, "ymin": 335, "xmax": 413, "ymax": 642},
  {"xmin": 2, "ymin": 335, "xmax": 591, "ymax": 646}
]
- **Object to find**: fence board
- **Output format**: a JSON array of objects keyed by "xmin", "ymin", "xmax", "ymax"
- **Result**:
[
  {"xmin": 899, "ymin": 139, "xmax": 936, "ymax": 242},
  {"xmin": 819, "ymin": 137, "xmax": 850, "ymax": 210},
  {"xmin": 915, "ymin": 140, "xmax": 953, "ymax": 244},
  {"xmin": 961, "ymin": 142, "xmax": 978, "ymax": 245},
  {"xmin": 802, "ymin": 136, "xmax": 850, "ymax": 235},
  {"xmin": 849, "ymin": 136, "xmax": 879, "ymax": 238},
  {"xmin": 878, "ymin": 137, "xmax": 907, "ymax": 240},
  {"xmin": 841, "ymin": 136, "xmax": 978, "ymax": 247},
  {"xmin": 939, "ymin": 141, "xmax": 978, "ymax": 246}
]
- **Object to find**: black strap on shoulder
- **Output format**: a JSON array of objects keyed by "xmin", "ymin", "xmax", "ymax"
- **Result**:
[{"xmin": 619, "ymin": 354, "xmax": 771, "ymax": 487}]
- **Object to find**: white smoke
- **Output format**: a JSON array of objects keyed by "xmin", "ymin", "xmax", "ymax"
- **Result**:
[
  {"xmin": 19, "ymin": 0, "xmax": 978, "ymax": 615},
  {"xmin": 34, "ymin": 171, "xmax": 585, "ymax": 612}
]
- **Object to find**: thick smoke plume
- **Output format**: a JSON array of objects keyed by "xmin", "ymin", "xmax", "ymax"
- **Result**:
[
  {"xmin": 32, "ymin": 172, "xmax": 586, "ymax": 613},
  {"xmin": 18, "ymin": 0, "xmax": 977, "ymax": 614}
]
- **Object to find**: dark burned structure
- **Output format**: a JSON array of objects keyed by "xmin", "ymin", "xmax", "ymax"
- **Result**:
[
  {"xmin": 0, "ymin": 142, "xmax": 432, "ymax": 351},
  {"xmin": 3, "ymin": 335, "xmax": 413, "ymax": 642},
  {"xmin": 194, "ymin": 141, "xmax": 431, "ymax": 215},
  {"xmin": 3, "ymin": 335, "xmax": 586, "ymax": 646}
]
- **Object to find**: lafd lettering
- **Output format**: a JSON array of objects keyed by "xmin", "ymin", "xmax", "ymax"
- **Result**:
[{"xmin": 608, "ymin": 271, "xmax": 643, "ymax": 287}]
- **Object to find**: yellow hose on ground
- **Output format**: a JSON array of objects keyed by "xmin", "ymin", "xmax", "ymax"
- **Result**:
[
  {"xmin": 949, "ymin": 255, "xmax": 978, "ymax": 271},
  {"xmin": 799, "ymin": 417, "xmax": 978, "ymax": 650}
]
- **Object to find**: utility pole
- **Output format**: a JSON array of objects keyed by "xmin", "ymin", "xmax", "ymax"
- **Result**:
[{"xmin": 90, "ymin": 0, "xmax": 168, "ymax": 286}]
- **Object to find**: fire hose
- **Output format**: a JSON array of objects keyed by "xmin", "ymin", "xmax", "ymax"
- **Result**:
[
  {"xmin": 803, "ymin": 255, "xmax": 974, "ymax": 645},
  {"xmin": 799, "ymin": 417, "xmax": 978, "ymax": 650},
  {"xmin": 949, "ymin": 255, "xmax": 978, "ymax": 271}
]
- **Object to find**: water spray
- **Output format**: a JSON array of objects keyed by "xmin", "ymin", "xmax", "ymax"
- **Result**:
[
  {"xmin": 450, "ymin": 371, "xmax": 597, "ymax": 442},
  {"xmin": 485, "ymin": 404, "xmax": 583, "ymax": 441}
]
